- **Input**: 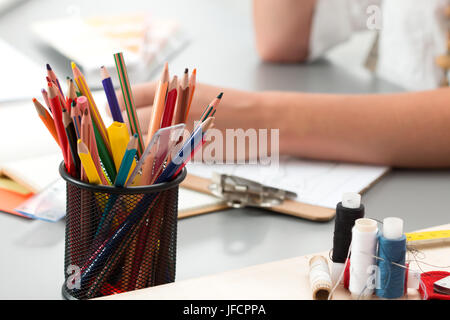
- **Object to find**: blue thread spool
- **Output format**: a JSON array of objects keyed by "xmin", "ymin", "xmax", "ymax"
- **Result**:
[{"xmin": 376, "ymin": 217, "xmax": 406, "ymax": 299}]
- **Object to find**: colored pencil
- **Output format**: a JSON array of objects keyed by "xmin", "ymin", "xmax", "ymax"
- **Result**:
[
  {"xmin": 147, "ymin": 62, "xmax": 169, "ymax": 142},
  {"xmin": 47, "ymin": 63, "xmax": 64, "ymax": 98},
  {"xmin": 101, "ymin": 66, "xmax": 124, "ymax": 123},
  {"xmin": 72, "ymin": 62, "xmax": 112, "ymax": 156},
  {"xmin": 156, "ymin": 117, "xmax": 214, "ymax": 183},
  {"xmin": 71, "ymin": 100, "xmax": 82, "ymax": 139},
  {"xmin": 41, "ymin": 88, "xmax": 50, "ymax": 111},
  {"xmin": 201, "ymin": 92, "xmax": 223, "ymax": 122},
  {"xmin": 81, "ymin": 107, "xmax": 109, "ymax": 185},
  {"xmin": 66, "ymin": 77, "xmax": 78, "ymax": 110},
  {"xmin": 140, "ymin": 62, "xmax": 170, "ymax": 183},
  {"xmin": 172, "ymin": 68, "xmax": 189, "ymax": 125},
  {"xmin": 93, "ymin": 121, "xmax": 117, "ymax": 183},
  {"xmin": 113, "ymin": 52, "xmax": 145, "ymax": 157},
  {"xmin": 63, "ymin": 107, "xmax": 81, "ymax": 177},
  {"xmin": 48, "ymin": 82, "xmax": 72, "ymax": 174},
  {"xmin": 107, "ymin": 121, "xmax": 136, "ymax": 182},
  {"xmin": 77, "ymin": 139, "xmax": 102, "ymax": 184},
  {"xmin": 185, "ymin": 68, "xmax": 196, "ymax": 121},
  {"xmin": 32, "ymin": 98, "xmax": 60, "ymax": 146},
  {"xmin": 114, "ymin": 134, "xmax": 138, "ymax": 187},
  {"xmin": 160, "ymin": 76, "xmax": 178, "ymax": 128}
]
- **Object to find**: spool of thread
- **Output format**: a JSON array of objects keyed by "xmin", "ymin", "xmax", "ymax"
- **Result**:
[
  {"xmin": 331, "ymin": 192, "xmax": 365, "ymax": 284},
  {"xmin": 309, "ymin": 255, "xmax": 333, "ymax": 300},
  {"xmin": 375, "ymin": 217, "xmax": 407, "ymax": 299},
  {"xmin": 349, "ymin": 218, "xmax": 378, "ymax": 299}
]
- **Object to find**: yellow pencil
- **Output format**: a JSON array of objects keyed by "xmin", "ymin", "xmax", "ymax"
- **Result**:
[
  {"xmin": 72, "ymin": 62, "xmax": 112, "ymax": 155},
  {"xmin": 77, "ymin": 139, "xmax": 102, "ymax": 185},
  {"xmin": 107, "ymin": 121, "xmax": 137, "ymax": 183}
]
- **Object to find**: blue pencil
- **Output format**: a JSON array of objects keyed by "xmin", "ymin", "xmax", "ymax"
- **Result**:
[
  {"xmin": 101, "ymin": 66, "xmax": 124, "ymax": 123},
  {"xmin": 115, "ymin": 133, "xmax": 138, "ymax": 187}
]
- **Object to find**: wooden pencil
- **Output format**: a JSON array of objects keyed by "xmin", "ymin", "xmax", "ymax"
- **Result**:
[
  {"xmin": 72, "ymin": 62, "xmax": 112, "ymax": 156},
  {"xmin": 172, "ymin": 68, "xmax": 189, "ymax": 125},
  {"xmin": 147, "ymin": 61, "xmax": 170, "ymax": 143},
  {"xmin": 46, "ymin": 63, "xmax": 64, "ymax": 97},
  {"xmin": 48, "ymin": 82, "xmax": 72, "ymax": 175},
  {"xmin": 101, "ymin": 66, "xmax": 123, "ymax": 123},
  {"xmin": 161, "ymin": 76, "xmax": 178, "ymax": 128},
  {"xmin": 71, "ymin": 100, "xmax": 82, "ymax": 139},
  {"xmin": 63, "ymin": 107, "xmax": 81, "ymax": 177},
  {"xmin": 76, "ymin": 96, "xmax": 90, "ymax": 181},
  {"xmin": 113, "ymin": 52, "xmax": 145, "ymax": 157},
  {"xmin": 140, "ymin": 63, "xmax": 170, "ymax": 184},
  {"xmin": 81, "ymin": 107, "xmax": 109, "ymax": 185},
  {"xmin": 185, "ymin": 68, "xmax": 196, "ymax": 121},
  {"xmin": 32, "ymin": 98, "xmax": 60, "ymax": 146},
  {"xmin": 77, "ymin": 140, "xmax": 102, "ymax": 185},
  {"xmin": 41, "ymin": 88, "xmax": 50, "ymax": 110},
  {"xmin": 66, "ymin": 77, "xmax": 77, "ymax": 109}
]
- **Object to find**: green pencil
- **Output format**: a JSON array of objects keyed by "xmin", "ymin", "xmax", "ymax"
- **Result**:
[{"xmin": 93, "ymin": 122, "xmax": 117, "ymax": 182}]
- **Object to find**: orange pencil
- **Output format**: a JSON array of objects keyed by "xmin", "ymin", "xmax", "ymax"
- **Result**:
[
  {"xmin": 146, "ymin": 62, "xmax": 170, "ymax": 143},
  {"xmin": 32, "ymin": 98, "xmax": 60, "ymax": 146},
  {"xmin": 140, "ymin": 62, "xmax": 170, "ymax": 184}
]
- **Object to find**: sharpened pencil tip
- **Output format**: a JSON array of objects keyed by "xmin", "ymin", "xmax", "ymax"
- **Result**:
[
  {"xmin": 217, "ymin": 92, "xmax": 223, "ymax": 99},
  {"xmin": 71, "ymin": 61, "xmax": 77, "ymax": 69},
  {"xmin": 46, "ymin": 63, "xmax": 52, "ymax": 71},
  {"xmin": 32, "ymin": 97, "xmax": 37, "ymax": 102},
  {"xmin": 184, "ymin": 68, "xmax": 188, "ymax": 74}
]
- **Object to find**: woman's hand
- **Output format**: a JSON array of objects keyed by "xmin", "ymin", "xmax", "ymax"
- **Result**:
[{"xmin": 113, "ymin": 81, "xmax": 261, "ymax": 135}]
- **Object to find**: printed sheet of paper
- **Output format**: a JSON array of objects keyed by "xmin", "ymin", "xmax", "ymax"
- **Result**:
[{"xmin": 187, "ymin": 158, "xmax": 388, "ymax": 209}]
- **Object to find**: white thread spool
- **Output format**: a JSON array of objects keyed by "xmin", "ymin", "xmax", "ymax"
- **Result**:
[
  {"xmin": 342, "ymin": 192, "xmax": 361, "ymax": 209},
  {"xmin": 331, "ymin": 192, "xmax": 362, "ymax": 284},
  {"xmin": 349, "ymin": 218, "xmax": 378, "ymax": 299},
  {"xmin": 383, "ymin": 217, "xmax": 403, "ymax": 240},
  {"xmin": 309, "ymin": 255, "xmax": 332, "ymax": 300}
]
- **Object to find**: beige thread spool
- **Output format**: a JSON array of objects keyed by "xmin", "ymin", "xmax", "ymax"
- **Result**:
[{"xmin": 309, "ymin": 255, "xmax": 332, "ymax": 300}]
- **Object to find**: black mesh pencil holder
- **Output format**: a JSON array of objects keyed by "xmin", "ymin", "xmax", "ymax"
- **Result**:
[{"xmin": 59, "ymin": 162, "xmax": 186, "ymax": 300}]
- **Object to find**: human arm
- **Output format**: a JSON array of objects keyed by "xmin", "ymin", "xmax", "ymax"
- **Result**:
[
  {"xmin": 118, "ymin": 82, "xmax": 450, "ymax": 168},
  {"xmin": 252, "ymin": 0, "xmax": 317, "ymax": 62}
]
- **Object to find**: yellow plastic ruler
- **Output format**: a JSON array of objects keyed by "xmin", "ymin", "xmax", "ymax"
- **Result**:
[{"xmin": 405, "ymin": 230, "xmax": 450, "ymax": 243}]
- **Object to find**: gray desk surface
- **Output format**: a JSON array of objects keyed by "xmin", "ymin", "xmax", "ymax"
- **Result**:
[{"xmin": 0, "ymin": 0, "xmax": 449, "ymax": 299}]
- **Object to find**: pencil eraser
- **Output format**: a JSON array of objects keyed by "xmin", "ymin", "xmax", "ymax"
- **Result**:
[{"xmin": 342, "ymin": 192, "xmax": 361, "ymax": 209}]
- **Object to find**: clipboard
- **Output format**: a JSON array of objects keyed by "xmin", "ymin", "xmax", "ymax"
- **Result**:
[{"xmin": 180, "ymin": 174, "xmax": 335, "ymax": 221}]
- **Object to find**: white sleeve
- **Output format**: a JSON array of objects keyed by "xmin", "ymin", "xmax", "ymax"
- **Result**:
[
  {"xmin": 308, "ymin": 0, "xmax": 381, "ymax": 61},
  {"xmin": 376, "ymin": 0, "xmax": 448, "ymax": 90}
]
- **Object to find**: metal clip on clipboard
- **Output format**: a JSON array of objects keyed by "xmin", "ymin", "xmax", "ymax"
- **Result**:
[{"xmin": 208, "ymin": 172, "xmax": 297, "ymax": 208}]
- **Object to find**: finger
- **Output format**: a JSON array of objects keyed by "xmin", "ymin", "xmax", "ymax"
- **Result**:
[
  {"xmin": 122, "ymin": 105, "xmax": 152, "ymax": 135},
  {"xmin": 116, "ymin": 82, "xmax": 157, "ymax": 111}
]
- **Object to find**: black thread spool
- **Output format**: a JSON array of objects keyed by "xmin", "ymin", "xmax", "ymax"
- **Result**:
[{"xmin": 331, "ymin": 193, "xmax": 365, "ymax": 282}]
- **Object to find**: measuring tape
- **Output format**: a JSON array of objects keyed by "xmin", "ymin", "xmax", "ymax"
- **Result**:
[{"xmin": 405, "ymin": 230, "xmax": 450, "ymax": 244}]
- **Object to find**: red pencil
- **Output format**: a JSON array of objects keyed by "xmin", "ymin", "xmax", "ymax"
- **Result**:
[
  {"xmin": 48, "ymin": 82, "xmax": 73, "ymax": 175},
  {"xmin": 161, "ymin": 76, "xmax": 178, "ymax": 128}
]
